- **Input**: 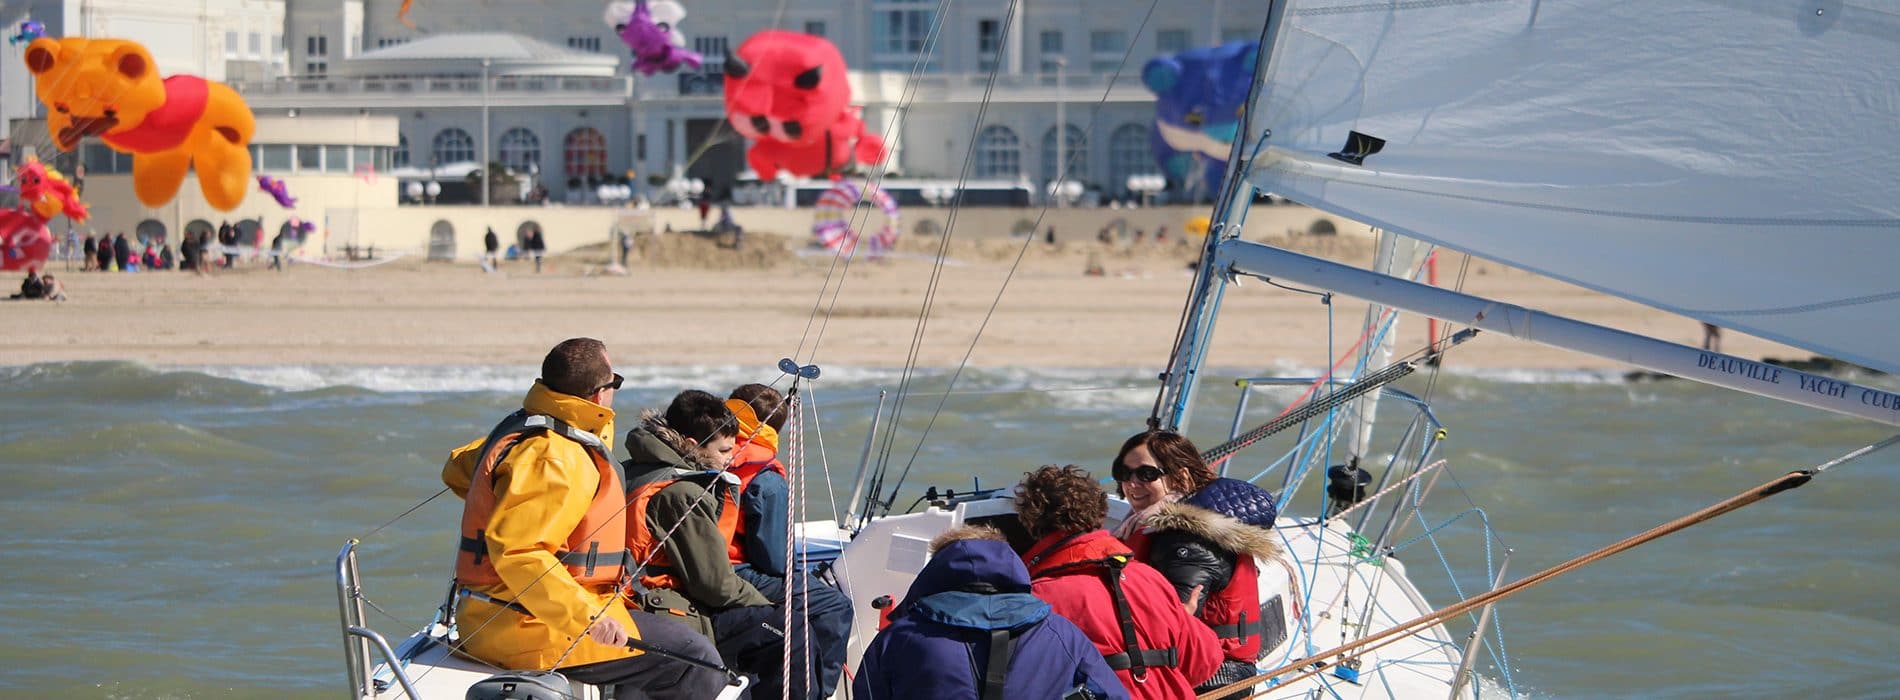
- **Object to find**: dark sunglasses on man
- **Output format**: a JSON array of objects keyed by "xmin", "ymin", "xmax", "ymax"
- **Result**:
[
  {"xmin": 595, "ymin": 373, "xmax": 625, "ymax": 393},
  {"xmin": 1113, "ymin": 463, "xmax": 1165, "ymax": 484}
]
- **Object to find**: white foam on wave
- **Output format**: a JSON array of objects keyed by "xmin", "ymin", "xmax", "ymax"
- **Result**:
[{"xmin": 173, "ymin": 361, "xmax": 1637, "ymax": 395}]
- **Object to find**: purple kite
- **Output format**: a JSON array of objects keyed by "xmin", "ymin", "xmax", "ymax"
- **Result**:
[
  {"xmin": 257, "ymin": 174, "xmax": 296, "ymax": 209},
  {"xmin": 603, "ymin": 1, "xmax": 701, "ymax": 76}
]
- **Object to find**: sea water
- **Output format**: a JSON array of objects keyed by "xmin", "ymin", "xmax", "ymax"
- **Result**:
[{"xmin": 2, "ymin": 361, "xmax": 1897, "ymax": 699}]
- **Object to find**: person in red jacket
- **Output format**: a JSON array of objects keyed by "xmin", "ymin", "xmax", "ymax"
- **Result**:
[
  {"xmin": 1017, "ymin": 465, "xmax": 1220, "ymax": 699},
  {"xmin": 1112, "ymin": 430, "xmax": 1284, "ymax": 693}
]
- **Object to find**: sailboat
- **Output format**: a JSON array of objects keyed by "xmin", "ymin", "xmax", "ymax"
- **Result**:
[{"xmin": 333, "ymin": 1, "xmax": 1900, "ymax": 698}]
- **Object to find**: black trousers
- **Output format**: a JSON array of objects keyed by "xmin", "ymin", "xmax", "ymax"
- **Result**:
[
  {"xmin": 562, "ymin": 609, "xmax": 733, "ymax": 700},
  {"xmin": 734, "ymin": 565, "xmax": 854, "ymax": 700}
]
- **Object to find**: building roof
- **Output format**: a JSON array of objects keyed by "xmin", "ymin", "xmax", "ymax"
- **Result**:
[{"xmin": 340, "ymin": 32, "xmax": 620, "ymax": 78}]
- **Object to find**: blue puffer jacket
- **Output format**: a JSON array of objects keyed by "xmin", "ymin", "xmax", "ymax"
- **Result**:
[
  {"xmin": 1184, "ymin": 477, "xmax": 1278, "ymax": 527},
  {"xmin": 854, "ymin": 536, "xmax": 1128, "ymax": 700}
]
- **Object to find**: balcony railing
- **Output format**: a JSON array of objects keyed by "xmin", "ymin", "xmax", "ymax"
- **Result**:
[{"xmin": 232, "ymin": 75, "xmax": 634, "ymax": 100}]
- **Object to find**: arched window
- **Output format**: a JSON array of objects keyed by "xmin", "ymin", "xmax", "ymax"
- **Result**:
[
  {"xmin": 564, "ymin": 127, "xmax": 607, "ymax": 177},
  {"xmin": 432, "ymin": 127, "xmax": 475, "ymax": 166},
  {"xmin": 1040, "ymin": 124, "xmax": 1088, "ymax": 185},
  {"xmin": 974, "ymin": 125, "xmax": 1020, "ymax": 178},
  {"xmin": 499, "ymin": 127, "xmax": 540, "ymax": 172},
  {"xmin": 1108, "ymin": 123, "xmax": 1150, "ymax": 196},
  {"xmin": 393, "ymin": 133, "xmax": 410, "ymax": 169}
]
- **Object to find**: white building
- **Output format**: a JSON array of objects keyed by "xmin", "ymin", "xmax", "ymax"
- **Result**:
[{"xmin": 4, "ymin": 0, "xmax": 1266, "ymax": 206}]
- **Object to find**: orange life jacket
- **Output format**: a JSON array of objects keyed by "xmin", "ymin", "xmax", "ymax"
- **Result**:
[
  {"xmin": 455, "ymin": 410, "xmax": 629, "ymax": 588},
  {"xmin": 625, "ymin": 472, "xmax": 740, "ymax": 591},
  {"xmin": 723, "ymin": 442, "xmax": 786, "ymax": 565}
]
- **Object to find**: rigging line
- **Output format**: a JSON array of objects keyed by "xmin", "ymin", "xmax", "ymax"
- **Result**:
[
  {"xmin": 1417, "ymin": 249, "xmax": 1473, "ymax": 407},
  {"xmin": 1203, "ymin": 432, "xmax": 1900, "ymax": 700},
  {"xmin": 356, "ymin": 486, "xmax": 450, "ymax": 541},
  {"xmin": 876, "ymin": 0, "xmax": 1167, "ymax": 515},
  {"xmin": 1322, "ymin": 459, "xmax": 1448, "ymax": 523},
  {"xmin": 866, "ymin": 0, "xmax": 1027, "ymax": 518},
  {"xmin": 792, "ymin": 0, "xmax": 959, "ymax": 366}
]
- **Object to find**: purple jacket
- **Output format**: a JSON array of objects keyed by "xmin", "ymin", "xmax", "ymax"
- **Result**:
[{"xmin": 854, "ymin": 539, "xmax": 1128, "ymax": 700}]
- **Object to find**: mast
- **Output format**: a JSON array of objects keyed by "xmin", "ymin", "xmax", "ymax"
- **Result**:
[{"xmin": 1153, "ymin": 0, "xmax": 1285, "ymax": 432}]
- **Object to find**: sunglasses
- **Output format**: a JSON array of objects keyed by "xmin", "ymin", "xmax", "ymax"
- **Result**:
[
  {"xmin": 1113, "ymin": 463, "xmax": 1165, "ymax": 484},
  {"xmin": 595, "ymin": 373, "xmax": 625, "ymax": 393}
]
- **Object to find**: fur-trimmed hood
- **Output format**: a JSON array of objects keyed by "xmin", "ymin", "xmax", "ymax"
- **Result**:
[
  {"xmin": 1144, "ymin": 501, "xmax": 1283, "ymax": 560},
  {"xmin": 621, "ymin": 409, "xmax": 726, "ymax": 486}
]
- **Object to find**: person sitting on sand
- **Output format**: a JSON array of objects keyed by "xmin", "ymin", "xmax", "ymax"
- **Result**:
[
  {"xmin": 40, "ymin": 274, "xmax": 66, "ymax": 301},
  {"xmin": 12, "ymin": 267, "xmax": 45, "ymax": 299}
]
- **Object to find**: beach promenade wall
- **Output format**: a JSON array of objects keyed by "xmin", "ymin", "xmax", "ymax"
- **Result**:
[{"xmin": 319, "ymin": 202, "xmax": 1362, "ymax": 261}]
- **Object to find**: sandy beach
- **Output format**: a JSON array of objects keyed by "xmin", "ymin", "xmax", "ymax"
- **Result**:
[{"xmin": 3, "ymin": 220, "xmax": 1799, "ymax": 371}]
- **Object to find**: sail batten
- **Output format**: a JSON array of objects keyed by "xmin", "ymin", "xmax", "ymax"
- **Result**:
[{"xmin": 1249, "ymin": 0, "xmax": 1900, "ymax": 373}]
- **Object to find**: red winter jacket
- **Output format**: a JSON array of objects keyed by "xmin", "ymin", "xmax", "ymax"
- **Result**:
[{"xmin": 1023, "ymin": 529, "xmax": 1221, "ymax": 700}]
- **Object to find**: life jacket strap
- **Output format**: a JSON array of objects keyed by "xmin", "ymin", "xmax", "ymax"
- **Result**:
[
  {"xmin": 980, "ymin": 627, "xmax": 1014, "ymax": 700},
  {"xmin": 1212, "ymin": 612, "xmax": 1262, "ymax": 643},
  {"xmin": 461, "ymin": 532, "xmax": 627, "ymax": 577}
]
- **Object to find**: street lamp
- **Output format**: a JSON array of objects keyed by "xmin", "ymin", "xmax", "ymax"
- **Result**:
[
  {"xmin": 480, "ymin": 58, "xmax": 491, "ymax": 208},
  {"xmin": 1053, "ymin": 56, "xmax": 1068, "ymax": 203},
  {"xmin": 424, "ymin": 180, "xmax": 442, "ymax": 204},
  {"xmin": 405, "ymin": 181, "xmax": 424, "ymax": 202},
  {"xmin": 1126, "ymin": 174, "xmax": 1166, "ymax": 208}
]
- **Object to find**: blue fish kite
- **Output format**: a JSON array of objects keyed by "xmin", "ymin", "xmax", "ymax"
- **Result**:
[{"xmin": 1142, "ymin": 41, "xmax": 1258, "ymax": 197}]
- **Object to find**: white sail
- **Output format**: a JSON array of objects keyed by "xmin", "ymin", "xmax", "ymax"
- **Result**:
[{"xmin": 1246, "ymin": 1, "xmax": 1900, "ymax": 373}]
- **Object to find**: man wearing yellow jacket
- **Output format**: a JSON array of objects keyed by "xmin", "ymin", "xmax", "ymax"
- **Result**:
[{"xmin": 444, "ymin": 338, "xmax": 727, "ymax": 698}]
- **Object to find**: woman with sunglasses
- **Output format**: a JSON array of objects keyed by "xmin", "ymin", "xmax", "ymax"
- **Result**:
[{"xmin": 1110, "ymin": 430, "xmax": 1283, "ymax": 692}]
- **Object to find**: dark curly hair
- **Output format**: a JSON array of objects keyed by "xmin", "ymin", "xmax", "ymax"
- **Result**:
[
  {"xmin": 1014, "ymin": 465, "xmax": 1108, "ymax": 538},
  {"xmin": 1113, "ymin": 430, "xmax": 1216, "ymax": 499}
]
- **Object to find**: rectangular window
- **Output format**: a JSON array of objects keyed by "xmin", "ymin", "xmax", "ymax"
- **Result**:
[
  {"xmin": 872, "ymin": 2, "xmax": 936, "ymax": 70},
  {"xmin": 261, "ymin": 144, "xmax": 293, "ymax": 171},
  {"xmin": 694, "ymin": 36, "xmax": 729, "ymax": 72},
  {"xmin": 324, "ymin": 145, "xmax": 351, "ymax": 172},
  {"xmin": 803, "ymin": 21, "xmax": 825, "ymax": 38},
  {"xmin": 567, "ymin": 36, "xmax": 600, "ymax": 52},
  {"xmin": 308, "ymin": 35, "xmax": 328, "ymax": 56},
  {"xmin": 273, "ymin": 34, "xmax": 284, "ymax": 53},
  {"xmin": 226, "ymin": 31, "xmax": 239, "ymax": 58},
  {"xmin": 1040, "ymin": 30, "xmax": 1063, "ymax": 54},
  {"xmin": 636, "ymin": 133, "xmax": 646, "ymax": 160},
  {"xmin": 352, "ymin": 146, "xmax": 374, "ymax": 173},
  {"xmin": 1090, "ymin": 30, "xmax": 1128, "ymax": 72},
  {"xmin": 297, "ymin": 144, "xmax": 322, "ymax": 172},
  {"xmin": 250, "ymin": 32, "xmax": 262, "ymax": 55},
  {"xmin": 306, "ymin": 61, "xmax": 327, "ymax": 76},
  {"xmin": 977, "ymin": 19, "xmax": 1000, "ymax": 72},
  {"xmin": 1156, "ymin": 29, "xmax": 1189, "ymax": 54}
]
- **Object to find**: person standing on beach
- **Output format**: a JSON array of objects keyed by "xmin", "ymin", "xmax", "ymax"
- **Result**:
[
  {"xmin": 529, "ymin": 227, "xmax": 547, "ymax": 274},
  {"xmin": 483, "ymin": 227, "xmax": 500, "ymax": 273},
  {"xmin": 94, "ymin": 234, "xmax": 113, "ymax": 272},
  {"xmin": 438, "ymin": 339, "xmax": 729, "ymax": 699},
  {"xmin": 81, "ymin": 234, "xmax": 96, "ymax": 271},
  {"xmin": 112, "ymin": 233, "xmax": 131, "ymax": 272}
]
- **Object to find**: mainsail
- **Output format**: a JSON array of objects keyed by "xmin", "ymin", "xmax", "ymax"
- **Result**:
[{"xmin": 1245, "ymin": 1, "xmax": 1900, "ymax": 373}]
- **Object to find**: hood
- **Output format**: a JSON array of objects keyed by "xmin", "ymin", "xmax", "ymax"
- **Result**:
[
  {"xmin": 1146, "ymin": 501, "xmax": 1284, "ymax": 561},
  {"xmin": 902, "ymin": 538, "xmax": 1049, "ymax": 632},
  {"xmin": 622, "ymin": 410, "xmax": 724, "ymax": 486}
]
